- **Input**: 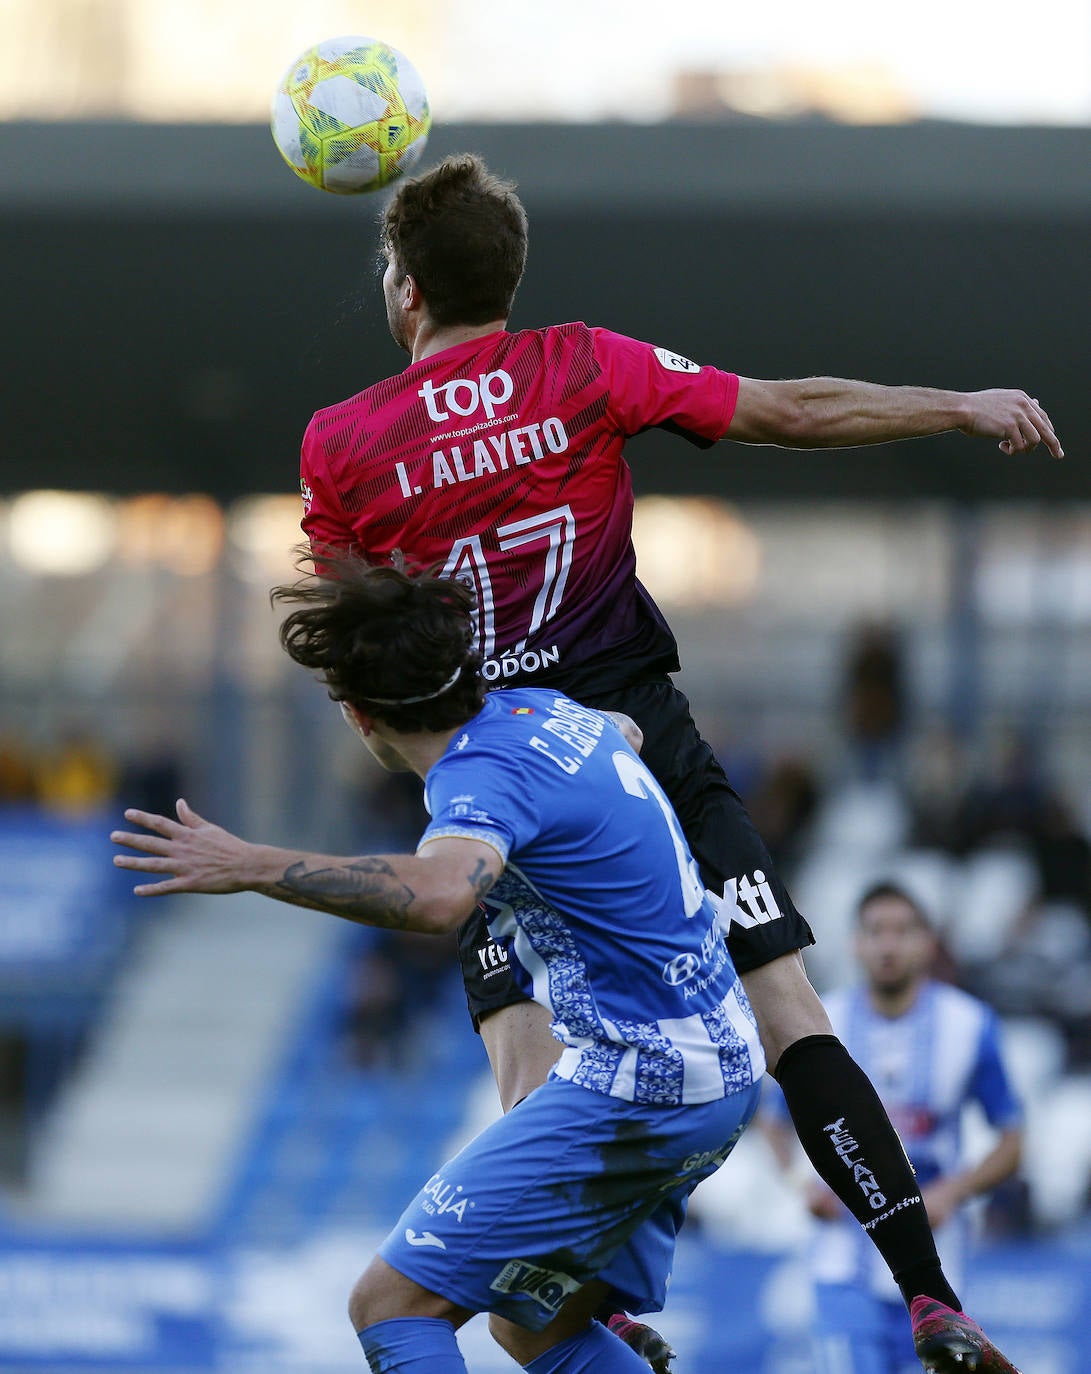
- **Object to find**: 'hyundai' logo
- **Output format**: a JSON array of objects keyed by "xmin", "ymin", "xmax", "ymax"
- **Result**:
[{"xmin": 662, "ymin": 952, "xmax": 701, "ymax": 986}]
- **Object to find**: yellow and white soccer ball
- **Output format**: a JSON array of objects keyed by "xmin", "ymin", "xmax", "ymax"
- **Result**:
[{"xmin": 271, "ymin": 36, "xmax": 430, "ymax": 195}]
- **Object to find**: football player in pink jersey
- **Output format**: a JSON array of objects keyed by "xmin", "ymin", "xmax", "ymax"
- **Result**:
[{"xmin": 298, "ymin": 154, "xmax": 1052, "ymax": 1373}]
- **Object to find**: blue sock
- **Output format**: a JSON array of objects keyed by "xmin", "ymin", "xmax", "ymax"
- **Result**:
[
  {"xmin": 524, "ymin": 1322, "xmax": 650, "ymax": 1373},
  {"xmin": 356, "ymin": 1316, "xmax": 466, "ymax": 1373}
]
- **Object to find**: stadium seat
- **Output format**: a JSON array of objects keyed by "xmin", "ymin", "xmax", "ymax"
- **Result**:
[
  {"xmin": 947, "ymin": 848, "xmax": 1039, "ymax": 965},
  {"xmin": 1021, "ymin": 1076, "xmax": 1091, "ymax": 1229}
]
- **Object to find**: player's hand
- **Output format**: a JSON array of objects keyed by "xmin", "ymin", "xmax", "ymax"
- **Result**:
[
  {"xmin": 805, "ymin": 1181, "xmax": 844, "ymax": 1221},
  {"xmin": 958, "ymin": 390, "xmax": 1063, "ymax": 458},
  {"xmin": 920, "ymin": 1177, "xmax": 964, "ymax": 1229},
  {"xmin": 111, "ymin": 799, "xmax": 253, "ymax": 897}
]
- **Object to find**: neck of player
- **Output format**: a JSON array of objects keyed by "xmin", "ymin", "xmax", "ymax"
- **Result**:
[
  {"xmin": 369, "ymin": 720, "xmax": 468, "ymax": 778},
  {"xmin": 412, "ymin": 317, "xmax": 509, "ymax": 365},
  {"xmin": 867, "ymin": 979, "xmax": 923, "ymax": 1019}
]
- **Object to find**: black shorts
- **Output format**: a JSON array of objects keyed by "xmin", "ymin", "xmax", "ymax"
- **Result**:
[{"xmin": 458, "ymin": 677, "xmax": 815, "ymax": 1028}]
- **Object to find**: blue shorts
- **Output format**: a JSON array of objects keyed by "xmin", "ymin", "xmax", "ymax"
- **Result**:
[
  {"xmin": 812, "ymin": 1283, "xmax": 918, "ymax": 1374},
  {"xmin": 379, "ymin": 1074, "xmax": 760, "ymax": 1331}
]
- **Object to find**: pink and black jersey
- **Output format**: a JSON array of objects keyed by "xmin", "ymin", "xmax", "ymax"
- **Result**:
[{"xmin": 300, "ymin": 322, "xmax": 738, "ymax": 695}]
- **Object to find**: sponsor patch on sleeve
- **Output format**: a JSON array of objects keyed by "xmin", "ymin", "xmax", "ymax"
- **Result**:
[{"xmin": 653, "ymin": 346, "xmax": 701, "ymax": 374}]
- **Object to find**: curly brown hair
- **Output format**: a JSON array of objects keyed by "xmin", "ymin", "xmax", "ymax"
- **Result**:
[
  {"xmin": 272, "ymin": 549, "xmax": 485, "ymax": 734},
  {"xmin": 380, "ymin": 153, "xmax": 528, "ymax": 327}
]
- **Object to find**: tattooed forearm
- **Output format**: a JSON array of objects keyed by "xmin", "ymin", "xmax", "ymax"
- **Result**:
[{"xmin": 271, "ymin": 857, "xmax": 417, "ymax": 929}]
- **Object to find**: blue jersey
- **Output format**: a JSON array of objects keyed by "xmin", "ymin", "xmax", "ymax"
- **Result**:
[{"xmin": 419, "ymin": 688, "xmax": 764, "ymax": 1105}]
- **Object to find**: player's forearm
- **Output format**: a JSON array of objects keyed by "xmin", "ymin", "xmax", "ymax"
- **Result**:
[
  {"xmin": 944, "ymin": 1128, "xmax": 1023, "ymax": 1204},
  {"xmin": 112, "ymin": 804, "xmax": 501, "ymax": 928},
  {"xmin": 784, "ymin": 378, "xmax": 967, "ymax": 446},
  {"xmin": 728, "ymin": 376, "xmax": 1062, "ymax": 457},
  {"xmin": 731, "ymin": 376, "xmax": 968, "ymax": 448},
  {"xmin": 250, "ymin": 847, "xmax": 474, "ymax": 933}
]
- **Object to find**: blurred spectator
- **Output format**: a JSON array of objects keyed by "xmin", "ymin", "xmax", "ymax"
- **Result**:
[
  {"xmin": 0, "ymin": 734, "xmax": 37, "ymax": 804},
  {"xmin": 34, "ymin": 730, "xmax": 118, "ymax": 815},
  {"xmin": 350, "ymin": 768, "xmax": 430, "ymax": 852},
  {"xmin": 968, "ymin": 899, "xmax": 1091, "ymax": 1068},
  {"xmin": 1030, "ymin": 796, "xmax": 1091, "ymax": 916},
  {"xmin": 956, "ymin": 726, "xmax": 1048, "ymax": 854},
  {"xmin": 906, "ymin": 723, "xmax": 971, "ymax": 852},
  {"xmin": 842, "ymin": 622, "xmax": 907, "ymax": 783},
  {"xmin": 344, "ymin": 930, "xmax": 456, "ymax": 1070},
  {"xmin": 745, "ymin": 753, "xmax": 820, "ymax": 870},
  {"xmin": 341, "ymin": 771, "xmax": 448, "ymax": 1067},
  {"xmin": 118, "ymin": 740, "xmax": 186, "ymax": 822}
]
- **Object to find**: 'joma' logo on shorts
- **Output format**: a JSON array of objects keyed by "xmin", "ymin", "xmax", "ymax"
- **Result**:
[{"xmin": 405, "ymin": 1229, "xmax": 446, "ymax": 1249}]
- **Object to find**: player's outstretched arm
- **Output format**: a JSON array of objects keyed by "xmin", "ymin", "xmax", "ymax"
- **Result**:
[
  {"xmin": 727, "ymin": 376, "xmax": 1063, "ymax": 457},
  {"xmin": 111, "ymin": 801, "xmax": 501, "ymax": 934}
]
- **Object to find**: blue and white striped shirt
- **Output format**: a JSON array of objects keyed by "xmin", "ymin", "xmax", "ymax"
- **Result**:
[{"xmin": 771, "ymin": 979, "xmax": 1022, "ymax": 1299}]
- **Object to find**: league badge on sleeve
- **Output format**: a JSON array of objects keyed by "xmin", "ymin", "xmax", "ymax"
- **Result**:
[{"xmin": 653, "ymin": 346, "xmax": 701, "ymax": 374}]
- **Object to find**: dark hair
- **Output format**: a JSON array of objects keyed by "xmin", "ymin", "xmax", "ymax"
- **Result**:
[
  {"xmin": 855, "ymin": 880, "xmax": 932, "ymax": 929},
  {"xmin": 381, "ymin": 153, "xmax": 528, "ymax": 327},
  {"xmin": 272, "ymin": 549, "xmax": 485, "ymax": 734}
]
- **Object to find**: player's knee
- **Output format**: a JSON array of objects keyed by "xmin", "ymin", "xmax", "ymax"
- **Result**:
[
  {"xmin": 348, "ymin": 1261, "xmax": 404, "ymax": 1331},
  {"xmin": 348, "ymin": 1270, "xmax": 377, "ymax": 1332}
]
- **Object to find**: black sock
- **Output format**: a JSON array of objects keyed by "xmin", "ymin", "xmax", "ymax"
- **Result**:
[{"xmin": 774, "ymin": 1034, "xmax": 961, "ymax": 1312}]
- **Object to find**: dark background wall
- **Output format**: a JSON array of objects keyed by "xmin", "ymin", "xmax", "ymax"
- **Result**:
[{"xmin": 4, "ymin": 121, "xmax": 1087, "ymax": 500}]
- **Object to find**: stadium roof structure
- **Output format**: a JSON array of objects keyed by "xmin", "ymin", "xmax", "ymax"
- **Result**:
[
  {"xmin": 3, "ymin": 120, "xmax": 1088, "ymax": 500},
  {"xmin": 3, "ymin": 120, "xmax": 1089, "ymax": 215}
]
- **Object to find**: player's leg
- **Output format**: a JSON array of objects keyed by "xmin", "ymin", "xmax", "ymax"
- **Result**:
[
  {"xmin": 457, "ymin": 907, "xmax": 560, "ymax": 1111},
  {"xmin": 479, "ymin": 999, "xmax": 561, "ymax": 1112},
  {"xmin": 588, "ymin": 682, "xmax": 1026, "ymax": 1369},
  {"xmin": 485, "ymin": 1088, "xmax": 752, "ymax": 1371},
  {"xmin": 490, "ymin": 1280, "xmax": 649, "ymax": 1371},
  {"xmin": 349, "ymin": 1255, "xmax": 471, "ymax": 1372},
  {"xmin": 374, "ymin": 1076, "xmax": 756, "ymax": 1369},
  {"xmin": 457, "ymin": 909, "xmax": 674, "ymax": 1368},
  {"xmin": 580, "ymin": 680, "xmax": 959, "ymax": 1310}
]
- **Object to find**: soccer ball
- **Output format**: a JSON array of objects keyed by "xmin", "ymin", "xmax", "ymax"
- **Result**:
[{"xmin": 271, "ymin": 36, "xmax": 431, "ymax": 195}]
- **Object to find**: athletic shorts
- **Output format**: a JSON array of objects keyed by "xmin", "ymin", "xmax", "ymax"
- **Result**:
[
  {"xmin": 458, "ymin": 677, "xmax": 815, "ymax": 1027},
  {"xmin": 378, "ymin": 1073, "xmax": 760, "ymax": 1330}
]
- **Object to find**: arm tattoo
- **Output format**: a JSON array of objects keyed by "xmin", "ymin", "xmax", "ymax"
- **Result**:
[
  {"xmin": 273, "ymin": 857, "xmax": 416, "ymax": 929},
  {"xmin": 468, "ymin": 857, "xmax": 497, "ymax": 904}
]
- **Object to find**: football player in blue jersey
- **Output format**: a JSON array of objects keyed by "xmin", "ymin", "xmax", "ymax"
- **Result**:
[
  {"xmin": 112, "ymin": 552, "xmax": 767, "ymax": 1374},
  {"xmin": 766, "ymin": 882, "xmax": 1024, "ymax": 1374}
]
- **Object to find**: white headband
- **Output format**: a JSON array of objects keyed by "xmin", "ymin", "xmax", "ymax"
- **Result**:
[{"xmin": 363, "ymin": 663, "xmax": 463, "ymax": 707}]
